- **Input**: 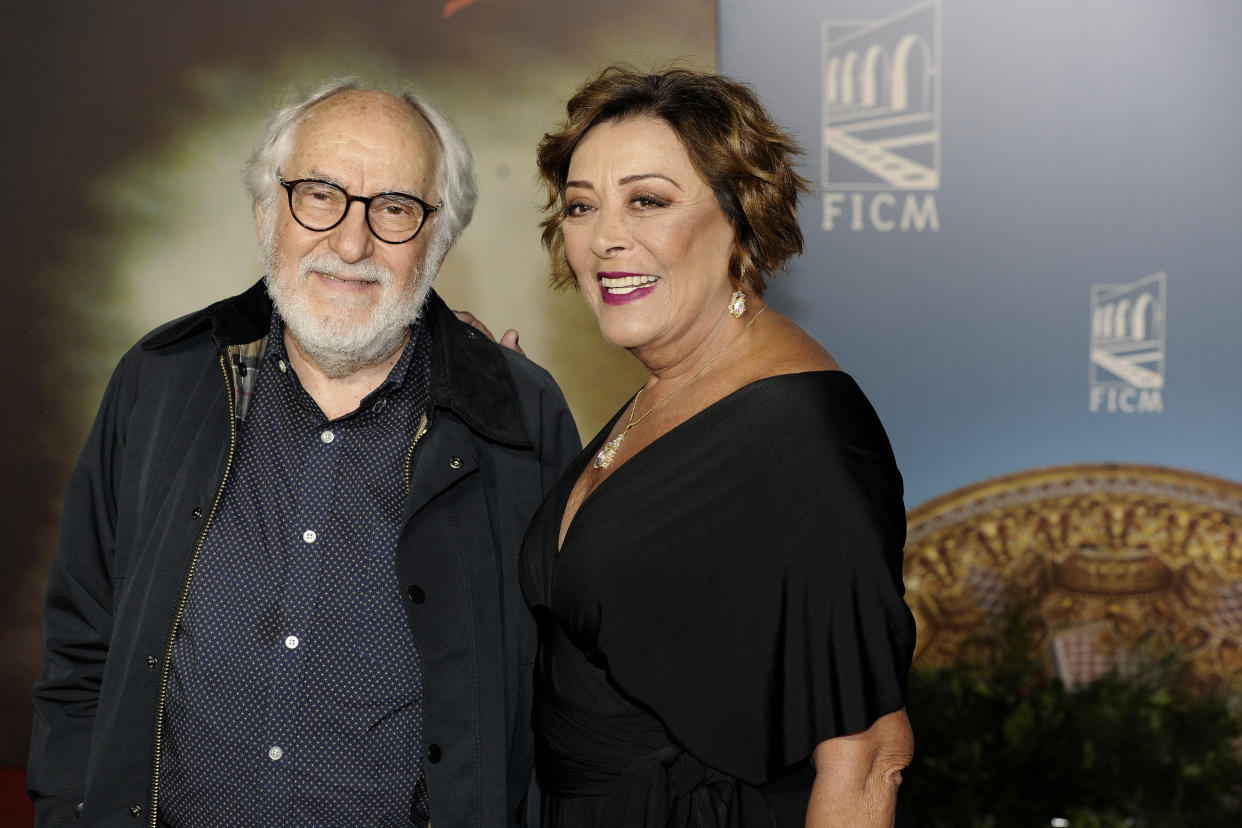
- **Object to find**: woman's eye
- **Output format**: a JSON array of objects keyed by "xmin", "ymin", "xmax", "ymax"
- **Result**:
[
  {"xmin": 631, "ymin": 194, "xmax": 668, "ymax": 209},
  {"xmin": 565, "ymin": 201, "xmax": 592, "ymax": 217}
]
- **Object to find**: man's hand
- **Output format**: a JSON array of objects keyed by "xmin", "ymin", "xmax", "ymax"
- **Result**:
[{"xmin": 454, "ymin": 310, "xmax": 523, "ymax": 355}]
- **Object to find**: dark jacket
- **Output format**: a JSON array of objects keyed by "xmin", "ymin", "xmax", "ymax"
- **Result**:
[{"xmin": 28, "ymin": 280, "xmax": 580, "ymax": 827}]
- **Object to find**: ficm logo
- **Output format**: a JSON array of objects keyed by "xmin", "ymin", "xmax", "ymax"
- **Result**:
[
  {"xmin": 821, "ymin": 0, "xmax": 941, "ymax": 232},
  {"xmin": 1089, "ymin": 272, "xmax": 1166, "ymax": 414}
]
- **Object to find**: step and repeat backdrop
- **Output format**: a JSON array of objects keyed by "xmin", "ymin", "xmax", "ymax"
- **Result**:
[
  {"xmin": 719, "ymin": 0, "xmax": 1242, "ymax": 686},
  {"xmin": 4, "ymin": 0, "xmax": 1238, "ymax": 774}
]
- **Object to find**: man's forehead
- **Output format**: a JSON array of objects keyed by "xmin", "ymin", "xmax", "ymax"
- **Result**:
[
  {"xmin": 305, "ymin": 89, "xmax": 417, "ymax": 123},
  {"xmin": 287, "ymin": 90, "xmax": 441, "ymax": 184}
]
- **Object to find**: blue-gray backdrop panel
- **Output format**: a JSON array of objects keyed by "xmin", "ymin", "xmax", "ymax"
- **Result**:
[{"xmin": 719, "ymin": 0, "xmax": 1241, "ymax": 507}]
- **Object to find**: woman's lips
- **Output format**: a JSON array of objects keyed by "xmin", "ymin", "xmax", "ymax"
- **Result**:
[{"xmin": 598, "ymin": 272, "xmax": 659, "ymax": 306}]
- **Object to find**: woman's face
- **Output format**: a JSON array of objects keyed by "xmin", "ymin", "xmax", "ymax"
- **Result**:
[{"xmin": 561, "ymin": 116, "xmax": 736, "ymax": 360}]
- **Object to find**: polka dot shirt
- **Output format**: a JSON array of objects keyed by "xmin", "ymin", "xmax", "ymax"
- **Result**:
[{"xmin": 161, "ymin": 312, "xmax": 432, "ymax": 827}]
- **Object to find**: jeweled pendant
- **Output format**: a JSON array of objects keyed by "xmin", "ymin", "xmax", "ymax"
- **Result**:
[{"xmin": 593, "ymin": 433, "xmax": 625, "ymax": 469}]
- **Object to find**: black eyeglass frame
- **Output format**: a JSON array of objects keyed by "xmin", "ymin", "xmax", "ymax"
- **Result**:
[{"xmin": 278, "ymin": 176, "xmax": 441, "ymax": 244}]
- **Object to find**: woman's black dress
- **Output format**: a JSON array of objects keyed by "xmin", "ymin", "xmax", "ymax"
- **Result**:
[{"xmin": 519, "ymin": 371, "xmax": 916, "ymax": 827}]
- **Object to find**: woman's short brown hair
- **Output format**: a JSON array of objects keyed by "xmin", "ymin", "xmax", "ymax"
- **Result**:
[{"xmin": 536, "ymin": 66, "xmax": 811, "ymax": 295}]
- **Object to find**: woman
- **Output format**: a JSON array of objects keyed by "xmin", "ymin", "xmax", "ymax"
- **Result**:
[{"xmin": 520, "ymin": 67, "xmax": 916, "ymax": 827}]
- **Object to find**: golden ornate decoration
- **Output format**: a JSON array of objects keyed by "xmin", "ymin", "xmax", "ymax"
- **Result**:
[{"xmin": 904, "ymin": 463, "xmax": 1242, "ymax": 687}]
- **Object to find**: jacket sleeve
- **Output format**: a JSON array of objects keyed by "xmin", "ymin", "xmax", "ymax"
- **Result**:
[
  {"xmin": 534, "ymin": 369, "xmax": 581, "ymax": 496},
  {"xmin": 501, "ymin": 351, "xmax": 579, "ymax": 828},
  {"xmin": 28, "ymin": 355, "xmax": 135, "ymax": 826},
  {"xmin": 503, "ymin": 349, "xmax": 580, "ymax": 495}
]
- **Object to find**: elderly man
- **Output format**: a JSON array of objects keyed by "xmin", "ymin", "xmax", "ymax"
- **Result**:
[{"xmin": 28, "ymin": 81, "xmax": 578, "ymax": 827}]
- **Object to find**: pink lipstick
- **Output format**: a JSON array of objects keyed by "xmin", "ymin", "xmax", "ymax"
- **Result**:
[{"xmin": 598, "ymin": 271, "xmax": 659, "ymax": 306}]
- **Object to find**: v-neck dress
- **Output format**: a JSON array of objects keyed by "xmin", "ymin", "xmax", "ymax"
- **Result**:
[{"xmin": 519, "ymin": 371, "xmax": 916, "ymax": 827}]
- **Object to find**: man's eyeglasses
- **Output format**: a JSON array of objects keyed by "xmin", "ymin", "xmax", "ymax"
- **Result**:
[{"xmin": 278, "ymin": 177, "xmax": 441, "ymax": 244}]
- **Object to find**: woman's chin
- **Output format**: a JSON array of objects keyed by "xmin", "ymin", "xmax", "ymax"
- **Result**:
[{"xmin": 595, "ymin": 317, "xmax": 655, "ymax": 353}]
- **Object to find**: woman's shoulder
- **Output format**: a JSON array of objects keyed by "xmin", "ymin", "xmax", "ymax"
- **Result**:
[
  {"xmin": 729, "ymin": 370, "xmax": 876, "ymax": 431},
  {"xmin": 723, "ymin": 311, "xmax": 892, "ymax": 451},
  {"xmin": 731, "ymin": 309, "xmax": 867, "ymax": 408},
  {"xmin": 749, "ymin": 309, "xmax": 840, "ymax": 376}
]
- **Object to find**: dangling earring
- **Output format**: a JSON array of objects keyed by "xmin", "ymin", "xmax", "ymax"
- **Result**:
[
  {"xmin": 729, "ymin": 265, "xmax": 747, "ymax": 318},
  {"xmin": 728, "ymin": 289, "xmax": 746, "ymax": 318}
]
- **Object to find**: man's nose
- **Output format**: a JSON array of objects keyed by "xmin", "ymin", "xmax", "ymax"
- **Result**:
[{"xmin": 328, "ymin": 202, "xmax": 375, "ymax": 263}]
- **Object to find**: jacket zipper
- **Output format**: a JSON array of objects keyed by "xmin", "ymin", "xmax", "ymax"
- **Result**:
[
  {"xmin": 405, "ymin": 413, "xmax": 430, "ymax": 490},
  {"xmin": 147, "ymin": 354, "xmax": 239, "ymax": 827},
  {"xmin": 404, "ymin": 411, "xmax": 431, "ymax": 828}
]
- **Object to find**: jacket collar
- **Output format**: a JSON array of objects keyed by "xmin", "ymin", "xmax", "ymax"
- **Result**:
[{"xmin": 141, "ymin": 279, "xmax": 531, "ymax": 448}]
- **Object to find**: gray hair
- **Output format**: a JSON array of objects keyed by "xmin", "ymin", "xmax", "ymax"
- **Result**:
[{"xmin": 243, "ymin": 79, "xmax": 477, "ymax": 256}]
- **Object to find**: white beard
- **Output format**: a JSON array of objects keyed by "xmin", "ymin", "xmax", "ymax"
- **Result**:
[{"xmin": 262, "ymin": 236, "xmax": 434, "ymax": 379}]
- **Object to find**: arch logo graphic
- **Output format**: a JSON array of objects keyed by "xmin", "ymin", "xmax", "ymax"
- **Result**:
[
  {"xmin": 1089, "ymin": 272, "xmax": 1166, "ymax": 414},
  {"xmin": 821, "ymin": 0, "xmax": 941, "ymax": 232}
]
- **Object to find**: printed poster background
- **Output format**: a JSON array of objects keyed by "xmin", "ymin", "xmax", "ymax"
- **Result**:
[{"xmin": 0, "ymin": 0, "xmax": 715, "ymax": 768}]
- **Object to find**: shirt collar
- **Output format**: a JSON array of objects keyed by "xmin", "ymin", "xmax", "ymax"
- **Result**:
[{"xmin": 141, "ymin": 280, "xmax": 532, "ymax": 448}]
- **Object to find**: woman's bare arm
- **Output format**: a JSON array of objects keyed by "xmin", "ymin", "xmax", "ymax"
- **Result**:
[{"xmin": 805, "ymin": 708, "xmax": 913, "ymax": 827}]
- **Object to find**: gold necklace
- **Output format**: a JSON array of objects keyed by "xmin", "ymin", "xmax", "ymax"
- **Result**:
[{"xmin": 592, "ymin": 305, "xmax": 768, "ymax": 470}]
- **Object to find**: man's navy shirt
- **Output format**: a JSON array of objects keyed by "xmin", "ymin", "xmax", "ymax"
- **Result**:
[{"xmin": 162, "ymin": 311, "xmax": 433, "ymax": 826}]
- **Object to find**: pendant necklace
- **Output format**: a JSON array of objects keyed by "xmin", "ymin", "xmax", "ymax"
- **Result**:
[{"xmin": 593, "ymin": 305, "xmax": 767, "ymax": 470}]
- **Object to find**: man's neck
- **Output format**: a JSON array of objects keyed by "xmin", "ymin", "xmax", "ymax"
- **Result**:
[{"xmin": 284, "ymin": 328, "xmax": 409, "ymax": 420}]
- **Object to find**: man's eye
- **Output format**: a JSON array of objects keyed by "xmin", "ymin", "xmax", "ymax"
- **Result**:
[
  {"xmin": 382, "ymin": 202, "xmax": 415, "ymax": 217},
  {"xmin": 296, "ymin": 183, "xmax": 342, "ymax": 205}
]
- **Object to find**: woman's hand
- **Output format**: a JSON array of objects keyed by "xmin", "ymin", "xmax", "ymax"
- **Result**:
[
  {"xmin": 805, "ymin": 708, "xmax": 913, "ymax": 827},
  {"xmin": 453, "ymin": 310, "xmax": 523, "ymax": 354}
]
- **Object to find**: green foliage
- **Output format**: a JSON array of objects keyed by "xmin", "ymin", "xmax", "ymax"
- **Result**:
[{"xmin": 901, "ymin": 606, "xmax": 1242, "ymax": 827}]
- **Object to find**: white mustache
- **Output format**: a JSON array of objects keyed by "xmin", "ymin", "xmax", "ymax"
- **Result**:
[{"xmin": 298, "ymin": 253, "xmax": 393, "ymax": 287}]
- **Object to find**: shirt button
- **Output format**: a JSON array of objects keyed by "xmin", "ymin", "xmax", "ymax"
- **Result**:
[
  {"xmin": 303, "ymin": 529, "xmax": 317, "ymax": 543},
  {"xmin": 285, "ymin": 635, "xmax": 300, "ymax": 649},
  {"xmin": 146, "ymin": 655, "xmax": 159, "ymax": 669},
  {"xmin": 427, "ymin": 743, "xmax": 441, "ymax": 763},
  {"xmin": 449, "ymin": 456, "xmax": 463, "ymax": 470},
  {"xmin": 268, "ymin": 746, "xmax": 284, "ymax": 761},
  {"xmin": 129, "ymin": 804, "xmax": 142, "ymax": 818},
  {"xmin": 320, "ymin": 430, "xmax": 335, "ymax": 444},
  {"xmin": 407, "ymin": 585, "xmax": 425, "ymax": 604},
  {"xmin": 278, "ymin": 359, "xmax": 288, "ymax": 373}
]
